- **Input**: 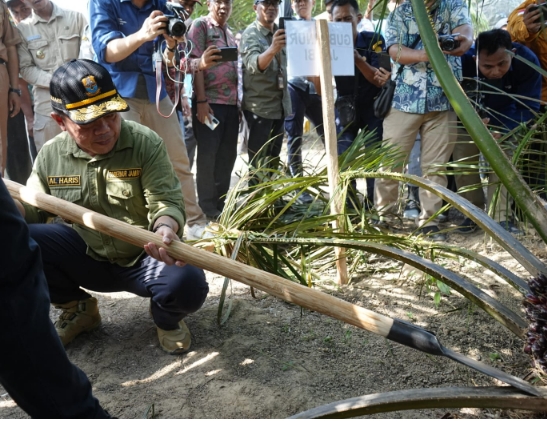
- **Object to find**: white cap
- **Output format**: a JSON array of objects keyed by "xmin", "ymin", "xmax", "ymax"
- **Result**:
[{"xmin": 494, "ymin": 18, "xmax": 508, "ymax": 29}]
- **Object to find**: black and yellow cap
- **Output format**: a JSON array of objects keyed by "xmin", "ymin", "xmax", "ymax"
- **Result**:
[{"xmin": 50, "ymin": 59, "xmax": 129, "ymax": 125}]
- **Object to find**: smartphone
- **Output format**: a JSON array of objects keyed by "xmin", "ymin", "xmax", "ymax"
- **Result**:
[
  {"xmin": 217, "ymin": 46, "xmax": 238, "ymax": 62},
  {"xmin": 530, "ymin": 4, "xmax": 547, "ymax": 22},
  {"xmin": 378, "ymin": 52, "xmax": 391, "ymax": 71},
  {"xmin": 204, "ymin": 114, "xmax": 219, "ymax": 131},
  {"xmin": 278, "ymin": 17, "xmax": 294, "ymax": 31}
]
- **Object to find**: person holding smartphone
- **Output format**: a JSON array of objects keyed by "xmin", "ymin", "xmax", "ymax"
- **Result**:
[
  {"xmin": 187, "ymin": 0, "xmax": 239, "ymax": 221},
  {"xmin": 508, "ymin": 1, "xmax": 547, "ymax": 200},
  {"xmin": 508, "ymin": 1, "xmax": 547, "ymax": 107},
  {"xmin": 240, "ymin": 0, "xmax": 291, "ymax": 186}
]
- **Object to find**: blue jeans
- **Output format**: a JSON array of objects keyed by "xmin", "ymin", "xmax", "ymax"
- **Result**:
[
  {"xmin": 0, "ymin": 179, "xmax": 109, "ymax": 418},
  {"xmin": 284, "ymin": 84, "xmax": 324, "ymax": 176},
  {"xmin": 28, "ymin": 224, "xmax": 209, "ymax": 331}
]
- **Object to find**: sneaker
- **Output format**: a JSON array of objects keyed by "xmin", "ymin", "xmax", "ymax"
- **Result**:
[
  {"xmin": 454, "ymin": 217, "xmax": 478, "ymax": 234},
  {"xmin": 435, "ymin": 213, "xmax": 449, "ymax": 223},
  {"xmin": 53, "ymin": 297, "xmax": 101, "ymax": 346},
  {"xmin": 417, "ymin": 225, "xmax": 447, "ymax": 242},
  {"xmin": 186, "ymin": 223, "xmax": 215, "ymax": 240},
  {"xmin": 371, "ymin": 218, "xmax": 393, "ymax": 232},
  {"xmin": 157, "ymin": 320, "xmax": 192, "ymax": 354},
  {"xmin": 295, "ymin": 192, "xmax": 314, "ymax": 205},
  {"xmin": 499, "ymin": 220, "xmax": 522, "ymax": 235},
  {"xmin": 403, "ymin": 201, "xmax": 420, "ymax": 219}
]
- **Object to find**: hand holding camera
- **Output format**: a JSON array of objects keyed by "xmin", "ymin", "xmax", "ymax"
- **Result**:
[
  {"xmin": 438, "ymin": 32, "xmax": 471, "ymax": 56},
  {"xmin": 139, "ymin": 10, "xmax": 172, "ymax": 43},
  {"xmin": 139, "ymin": 5, "xmax": 188, "ymax": 48}
]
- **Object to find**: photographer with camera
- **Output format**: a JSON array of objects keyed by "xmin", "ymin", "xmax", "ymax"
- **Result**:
[
  {"xmin": 373, "ymin": 0, "xmax": 472, "ymax": 242},
  {"xmin": 89, "ymin": 0, "xmax": 221, "ymax": 240},
  {"xmin": 453, "ymin": 28, "xmax": 541, "ymax": 235}
]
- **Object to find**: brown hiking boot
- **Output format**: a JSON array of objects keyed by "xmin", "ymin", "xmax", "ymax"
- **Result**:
[
  {"xmin": 53, "ymin": 297, "xmax": 101, "ymax": 346},
  {"xmin": 157, "ymin": 320, "xmax": 191, "ymax": 354}
]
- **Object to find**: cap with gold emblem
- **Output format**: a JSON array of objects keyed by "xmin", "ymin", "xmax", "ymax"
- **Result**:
[{"xmin": 50, "ymin": 59, "xmax": 129, "ymax": 125}]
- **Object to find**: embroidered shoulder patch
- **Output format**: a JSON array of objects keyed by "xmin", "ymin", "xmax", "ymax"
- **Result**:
[
  {"xmin": 106, "ymin": 168, "xmax": 142, "ymax": 180},
  {"xmin": 48, "ymin": 175, "xmax": 81, "ymax": 186}
]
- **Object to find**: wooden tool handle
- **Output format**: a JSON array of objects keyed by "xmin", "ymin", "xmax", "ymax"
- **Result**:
[{"xmin": 6, "ymin": 180, "xmax": 393, "ymax": 337}]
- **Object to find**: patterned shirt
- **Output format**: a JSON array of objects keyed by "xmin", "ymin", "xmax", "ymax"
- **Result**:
[
  {"xmin": 187, "ymin": 15, "xmax": 238, "ymax": 105},
  {"xmin": 385, "ymin": 0, "xmax": 471, "ymax": 114}
]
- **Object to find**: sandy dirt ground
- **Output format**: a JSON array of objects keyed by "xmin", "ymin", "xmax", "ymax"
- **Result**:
[{"xmin": 1, "ymin": 139, "xmax": 547, "ymax": 419}]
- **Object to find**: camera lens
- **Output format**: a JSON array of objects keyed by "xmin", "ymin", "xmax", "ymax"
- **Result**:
[{"xmin": 169, "ymin": 18, "xmax": 186, "ymax": 37}]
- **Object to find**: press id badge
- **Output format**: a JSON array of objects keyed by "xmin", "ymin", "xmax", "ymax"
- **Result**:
[{"xmin": 277, "ymin": 70, "xmax": 284, "ymax": 90}]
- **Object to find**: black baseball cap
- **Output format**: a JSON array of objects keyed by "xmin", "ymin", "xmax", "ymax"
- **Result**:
[
  {"xmin": 254, "ymin": 0, "xmax": 281, "ymax": 5},
  {"xmin": 6, "ymin": 0, "xmax": 23, "ymax": 8},
  {"xmin": 50, "ymin": 59, "xmax": 129, "ymax": 125}
]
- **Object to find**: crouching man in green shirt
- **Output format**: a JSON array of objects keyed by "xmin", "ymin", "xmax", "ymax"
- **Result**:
[{"xmin": 16, "ymin": 59, "xmax": 209, "ymax": 354}]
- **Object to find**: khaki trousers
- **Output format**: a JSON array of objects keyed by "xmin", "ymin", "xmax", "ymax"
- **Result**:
[
  {"xmin": 123, "ymin": 97, "xmax": 207, "ymax": 227},
  {"xmin": 374, "ymin": 108, "xmax": 457, "ymax": 226},
  {"xmin": 453, "ymin": 126, "xmax": 511, "ymax": 222},
  {"xmin": 33, "ymin": 113, "xmax": 63, "ymax": 152},
  {"xmin": 0, "ymin": 65, "xmax": 8, "ymax": 174}
]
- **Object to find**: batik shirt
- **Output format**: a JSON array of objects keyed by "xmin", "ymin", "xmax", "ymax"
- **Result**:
[
  {"xmin": 187, "ymin": 15, "xmax": 238, "ymax": 105},
  {"xmin": 385, "ymin": 0, "xmax": 471, "ymax": 114}
]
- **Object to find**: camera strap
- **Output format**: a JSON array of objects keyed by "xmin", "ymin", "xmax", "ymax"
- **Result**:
[{"xmin": 155, "ymin": 46, "xmax": 182, "ymax": 118}]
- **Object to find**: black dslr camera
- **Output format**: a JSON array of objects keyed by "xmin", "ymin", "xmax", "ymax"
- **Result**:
[
  {"xmin": 438, "ymin": 33, "xmax": 460, "ymax": 51},
  {"xmin": 165, "ymin": 2, "xmax": 189, "ymax": 38}
]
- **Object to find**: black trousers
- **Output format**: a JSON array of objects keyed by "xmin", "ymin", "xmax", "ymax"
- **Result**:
[
  {"xmin": 0, "ymin": 178, "xmax": 109, "ymax": 418},
  {"xmin": 6, "ymin": 111, "xmax": 34, "ymax": 184},
  {"xmin": 192, "ymin": 103, "xmax": 239, "ymax": 218},
  {"xmin": 244, "ymin": 110, "xmax": 284, "ymax": 186},
  {"xmin": 28, "ymin": 224, "xmax": 209, "ymax": 331}
]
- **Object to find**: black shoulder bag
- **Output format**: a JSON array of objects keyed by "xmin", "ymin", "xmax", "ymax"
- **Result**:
[
  {"xmin": 373, "ymin": 35, "xmax": 421, "ymax": 119},
  {"xmin": 335, "ymin": 75, "xmax": 359, "ymax": 127}
]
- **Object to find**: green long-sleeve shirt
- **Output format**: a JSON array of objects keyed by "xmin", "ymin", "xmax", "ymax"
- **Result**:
[
  {"xmin": 241, "ymin": 20, "xmax": 291, "ymax": 120},
  {"xmin": 24, "ymin": 119, "xmax": 185, "ymax": 267}
]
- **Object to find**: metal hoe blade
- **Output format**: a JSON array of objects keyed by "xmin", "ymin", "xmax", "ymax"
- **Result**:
[
  {"xmin": 442, "ymin": 347, "xmax": 544, "ymax": 397},
  {"xmin": 387, "ymin": 319, "xmax": 544, "ymax": 397}
]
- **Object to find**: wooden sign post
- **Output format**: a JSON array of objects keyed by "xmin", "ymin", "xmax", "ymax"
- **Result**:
[{"xmin": 315, "ymin": 19, "xmax": 348, "ymax": 285}]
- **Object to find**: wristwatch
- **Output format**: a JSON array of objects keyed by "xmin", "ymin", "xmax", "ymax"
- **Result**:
[{"xmin": 9, "ymin": 87, "xmax": 21, "ymax": 96}]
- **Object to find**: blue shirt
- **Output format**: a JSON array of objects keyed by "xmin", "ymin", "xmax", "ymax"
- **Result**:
[
  {"xmin": 461, "ymin": 43, "xmax": 541, "ymax": 131},
  {"xmin": 385, "ymin": 0, "xmax": 471, "ymax": 114},
  {"xmin": 89, "ymin": 0, "xmax": 170, "ymax": 103}
]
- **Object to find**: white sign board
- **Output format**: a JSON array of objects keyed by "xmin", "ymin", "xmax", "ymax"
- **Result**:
[{"xmin": 286, "ymin": 21, "xmax": 354, "ymax": 77}]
